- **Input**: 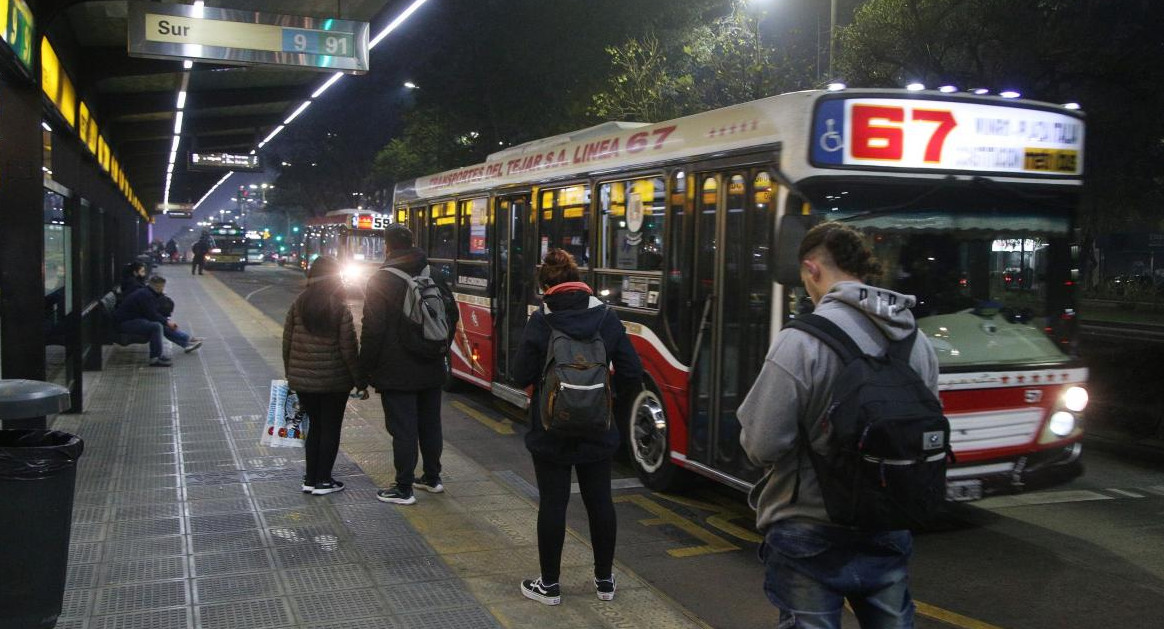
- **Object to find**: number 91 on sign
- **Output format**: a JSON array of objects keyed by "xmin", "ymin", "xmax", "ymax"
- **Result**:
[{"xmin": 281, "ymin": 28, "xmax": 353, "ymax": 57}]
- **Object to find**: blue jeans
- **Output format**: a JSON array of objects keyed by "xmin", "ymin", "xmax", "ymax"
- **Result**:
[
  {"xmin": 119, "ymin": 319, "xmax": 190, "ymax": 359},
  {"xmin": 760, "ymin": 521, "xmax": 915, "ymax": 629}
]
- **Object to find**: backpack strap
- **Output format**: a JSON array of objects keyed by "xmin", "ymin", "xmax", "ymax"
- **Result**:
[
  {"xmin": 382, "ymin": 266, "xmax": 412, "ymax": 283},
  {"xmin": 783, "ymin": 313, "xmax": 863, "ymax": 364},
  {"xmin": 887, "ymin": 330, "xmax": 918, "ymax": 362}
]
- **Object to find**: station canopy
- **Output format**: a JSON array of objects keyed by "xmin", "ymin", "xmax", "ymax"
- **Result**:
[{"xmin": 43, "ymin": 0, "xmax": 394, "ymax": 214}]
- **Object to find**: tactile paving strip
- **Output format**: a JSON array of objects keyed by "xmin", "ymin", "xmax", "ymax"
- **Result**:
[
  {"xmin": 93, "ymin": 580, "xmax": 188, "ymax": 615},
  {"xmin": 281, "ymin": 564, "xmax": 373, "ymax": 592},
  {"xmin": 194, "ymin": 572, "xmax": 282, "ymax": 604},
  {"xmin": 290, "ymin": 589, "xmax": 388, "ymax": 623},
  {"xmin": 196, "ymin": 597, "xmax": 292, "ymax": 629},
  {"xmin": 90, "ymin": 607, "xmax": 191, "ymax": 629},
  {"xmin": 190, "ymin": 549, "xmax": 274, "ymax": 577},
  {"xmin": 102, "ymin": 556, "xmax": 188, "ymax": 585}
]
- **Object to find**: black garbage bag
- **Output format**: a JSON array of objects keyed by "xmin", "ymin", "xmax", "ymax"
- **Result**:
[
  {"xmin": 0, "ymin": 430, "xmax": 84, "ymax": 479},
  {"xmin": 0, "ymin": 430, "xmax": 85, "ymax": 629}
]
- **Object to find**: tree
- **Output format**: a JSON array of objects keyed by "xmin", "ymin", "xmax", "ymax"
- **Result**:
[
  {"xmin": 268, "ymin": 130, "xmax": 370, "ymax": 217},
  {"xmin": 589, "ymin": 1, "xmax": 818, "ymax": 123},
  {"xmin": 836, "ymin": 0, "xmax": 1164, "ymax": 233}
]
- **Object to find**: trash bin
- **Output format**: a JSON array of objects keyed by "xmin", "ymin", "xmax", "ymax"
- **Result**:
[{"xmin": 0, "ymin": 430, "xmax": 85, "ymax": 629}]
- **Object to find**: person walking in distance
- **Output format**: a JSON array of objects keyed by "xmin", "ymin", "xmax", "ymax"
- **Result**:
[
  {"xmin": 738, "ymin": 222, "xmax": 941, "ymax": 629},
  {"xmin": 191, "ymin": 235, "xmax": 209, "ymax": 275},
  {"xmin": 283, "ymin": 256, "xmax": 368, "ymax": 495},
  {"xmin": 360, "ymin": 224, "xmax": 456, "ymax": 506},
  {"xmin": 512, "ymin": 249, "xmax": 643, "ymax": 605}
]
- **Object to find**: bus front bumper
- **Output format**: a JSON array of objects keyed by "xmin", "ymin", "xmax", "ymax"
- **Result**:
[{"xmin": 945, "ymin": 441, "xmax": 1084, "ymax": 501}]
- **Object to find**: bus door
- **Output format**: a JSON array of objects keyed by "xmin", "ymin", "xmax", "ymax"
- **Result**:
[
  {"xmin": 494, "ymin": 193, "xmax": 534, "ymax": 388},
  {"xmin": 688, "ymin": 170, "xmax": 775, "ymax": 483}
]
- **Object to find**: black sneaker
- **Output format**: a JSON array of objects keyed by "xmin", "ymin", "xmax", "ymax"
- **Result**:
[
  {"xmin": 521, "ymin": 577, "xmax": 561, "ymax": 606},
  {"xmin": 376, "ymin": 486, "xmax": 416, "ymax": 505},
  {"xmin": 595, "ymin": 575, "xmax": 616, "ymax": 601},
  {"xmin": 301, "ymin": 479, "xmax": 313, "ymax": 493},
  {"xmin": 311, "ymin": 479, "xmax": 345, "ymax": 495},
  {"xmin": 414, "ymin": 476, "xmax": 444, "ymax": 493}
]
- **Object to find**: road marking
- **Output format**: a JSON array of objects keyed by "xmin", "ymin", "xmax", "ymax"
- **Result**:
[
  {"xmin": 571, "ymin": 476, "xmax": 643, "ymax": 494},
  {"xmin": 244, "ymin": 284, "xmax": 274, "ymax": 301},
  {"xmin": 451, "ymin": 400, "xmax": 516, "ymax": 435},
  {"xmin": 1106, "ymin": 488, "xmax": 1146, "ymax": 498},
  {"xmin": 653, "ymin": 492, "xmax": 763, "ymax": 544},
  {"xmin": 915, "ymin": 601, "xmax": 1006, "ymax": 629},
  {"xmin": 615, "ymin": 494, "xmax": 740, "ymax": 557},
  {"xmin": 972, "ymin": 489, "xmax": 1112, "ymax": 509}
]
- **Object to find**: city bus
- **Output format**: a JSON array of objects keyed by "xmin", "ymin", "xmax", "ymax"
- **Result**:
[
  {"xmin": 301, "ymin": 209, "xmax": 391, "ymax": 288},
  {"xmin": 392, "ymin": 88, "xmax": 1088, "ymax": 499},
  {"xmin": 205, "ymin": 222, "xmax": 248, "ymax": 271}
]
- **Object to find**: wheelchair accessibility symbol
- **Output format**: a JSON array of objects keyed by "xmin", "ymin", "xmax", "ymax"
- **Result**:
[{"xmin": 819, "ymin": 118, "xmax": 843, "ymax": 153}]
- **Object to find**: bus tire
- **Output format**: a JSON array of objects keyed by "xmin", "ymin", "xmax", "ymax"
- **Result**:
[{"xmin": 626, "ymin": 384, "xmax": 685, "ymax": 491}]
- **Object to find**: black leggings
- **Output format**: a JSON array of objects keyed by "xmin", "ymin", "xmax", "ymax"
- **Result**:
[
  {"xmin": 297, "ymin": 391, "xmax": 348, "ymax": 485},
  {"xmin": 532, "ymin": 456, "xmax": 616, "ymax": 584}
]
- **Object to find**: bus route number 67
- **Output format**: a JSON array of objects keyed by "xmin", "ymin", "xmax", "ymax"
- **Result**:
[{"xmin": 851, "ymin": 104, "xmax": 957, "ymax": 164}]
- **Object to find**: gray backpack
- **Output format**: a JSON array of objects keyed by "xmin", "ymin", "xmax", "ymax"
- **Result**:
[
  {"xmin": 538, "ymin": 307, "xmax": 613, "ymax": 437},
  {"xmin": 383, "ymin": 266, "xmax": 451, "ymax": 359}
]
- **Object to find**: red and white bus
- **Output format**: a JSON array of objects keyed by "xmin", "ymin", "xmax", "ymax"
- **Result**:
[
  {"xmin": 392, "ymin": 88, "xmax": 1088, "ymax": 500},
  {"xmin": 301, "ymin": 209, "xmax": 392, "ymax": 287}
]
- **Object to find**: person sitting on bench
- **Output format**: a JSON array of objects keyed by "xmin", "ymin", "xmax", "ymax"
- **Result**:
[{"xmin": 112, "ymin": 276, "xmax": 203, "ymax": 367}]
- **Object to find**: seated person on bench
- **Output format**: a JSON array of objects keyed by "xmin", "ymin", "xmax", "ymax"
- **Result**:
[{"xmin": 112, "ymin": 276, "xmax": 203, "ymax": 367}]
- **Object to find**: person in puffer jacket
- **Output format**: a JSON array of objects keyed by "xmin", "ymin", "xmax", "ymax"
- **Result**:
[
  {"xmin": 512, "ymin": 248, "xmax": 643, "ymax": 606},
  {"xmin": 282, "ymin": 256, "xmax": 368, "ymax": 496}
]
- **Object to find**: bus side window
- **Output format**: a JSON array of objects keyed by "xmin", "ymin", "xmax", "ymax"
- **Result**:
[
  {"xmin": 595, "ymin": 177, "xmax": 665, "ymax": 310},
  {"xmin": 782, "ymin": 192, "xmax": 813, "ymax": 318},
  {"xmin": 457, "ymin": 197, "xmax": 490, "ymax": 288},
  {"xmin": 665, "ymin": 171, "xmax": 690, "ymax": 358}
]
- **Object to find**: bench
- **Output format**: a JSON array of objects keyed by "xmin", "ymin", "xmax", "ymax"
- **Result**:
[{"xmin": 98, "ymin": 291, "xmax": 151, "ymax": 346}]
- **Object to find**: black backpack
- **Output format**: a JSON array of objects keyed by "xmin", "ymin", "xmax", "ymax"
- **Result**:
[
  {"xmin": 786, "ymin": 313, "xmax": 953, "ymax": 531},
  {"xmin": 538, "ymin": 307, "xmax": 613, "ymax": 438}
]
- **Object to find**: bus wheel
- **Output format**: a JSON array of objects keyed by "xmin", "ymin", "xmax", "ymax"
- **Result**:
[{"xmin": 627, "ymin": 385, "xmax": 683, "ymax": 491}]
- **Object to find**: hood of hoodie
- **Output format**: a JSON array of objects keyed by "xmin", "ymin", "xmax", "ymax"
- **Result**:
[
  {"xmin": 543, "ymin": 291, "xmax": 608, "ymax": 339},
  {"xmin": 382, "ymin": 247, "xmax": 428, "ymax": 275},
  {"xmin": 814, "ymin": 280, "xmax": 918, "ymax": 342}
]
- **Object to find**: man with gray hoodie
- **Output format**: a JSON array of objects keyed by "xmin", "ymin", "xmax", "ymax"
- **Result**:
[{"xmin": 739, "ymin": 222, "xmax": 940, "ymax": 629}]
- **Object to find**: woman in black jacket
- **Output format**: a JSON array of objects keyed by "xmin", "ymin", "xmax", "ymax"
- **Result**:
[{"xmin": 513, "ymin": 249, "xmax": 643, "ymax": 606}]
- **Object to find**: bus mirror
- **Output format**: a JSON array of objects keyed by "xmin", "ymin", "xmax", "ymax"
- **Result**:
[{"xmin": 774, "ymin": 214, "xmax": 821, "ymax": 286}]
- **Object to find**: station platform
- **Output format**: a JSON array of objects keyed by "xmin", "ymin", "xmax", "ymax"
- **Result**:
[{"xmin": 49, "ymin": 270, "xmax": 709, "ymax": 629}]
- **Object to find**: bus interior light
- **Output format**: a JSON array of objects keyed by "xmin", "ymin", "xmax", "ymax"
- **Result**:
[
  {"xmin": 1000, "ymin": 91, "xmax": 1021, "ymax": 99},
  {"xmin": 972, "ymin": 88, "xmax": 990, "ymax": 95},
  {"xmin": 1061, "ymin": 386, "xmax": 1088, "ymax": 412},
  {"xmin": 906, "ymin": 83, "xmax": 925, "ymax": 91},
  {"xmin": 1048, "ymin": 411, "xmax": 1076, "ymax": 437},
  {"xmin": 938, "ymin": 85, "xmax": 958, "ymax": 93},
  {"xmin": 1063, "ymin": 102, "xmax": 1081, "ymax": 110}
]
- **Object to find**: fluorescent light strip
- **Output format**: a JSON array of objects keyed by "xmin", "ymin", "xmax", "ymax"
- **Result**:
[
  {"xmin": 312, "ymin": 72, "xmax": 344, "ymax": 99},
  {"xmin": 177, "ymin": 90, "xmax": 187, "ymax": 109},
  {"xmin": 194, "ymin": 172, "xmax": 234, "ymax": 211},
  {"xmin": 284, "ymin": 101, "xmax": 312, "ymax": 124},
  {"xmin": 174, "ymin": 111, "xmax": 184, "ymax": 134},
  {"xmin": 262, "ymin": 125, "xmax": 285, "ymax": 144},
  {"xmin": 167, "ymin": 163, "xmax": 174, "ymax": 174},
  {"xmin": 171, "ymin": 136, "xmax": 181, "ymax": 152},
  {"xmin": 183, "ymin": 60, "xmax": 193, "ymax": 69},
  {"xmin": 41, "ymin": 121, "xmax": 52, "ymax": 132},
  {"xmin": 369, "ymin": 0, "xmax": 430, "ymax": 49}
]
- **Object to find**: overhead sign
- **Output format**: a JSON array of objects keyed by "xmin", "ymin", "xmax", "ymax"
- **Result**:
[
  {"xmin": 0, "ymin": 0, "xmax": 34, "ymax": 76},
  {"xmin": 157, "ymin": 202, "xmax": 194, "ymax": 212},
  {"xmin": 127, "ymin": 3, "xmax": 369, "ymax": 74},
  {"xmin": 165, "ymin": 211, "xmax": 194, "ymax": 219},
  {"xmin": 811, "ymin": 97, "xmax": 1084, "ymax": 176},
  {"xmin": 190, "ymin": 152, "xmax": 262, "ymax": 172}
]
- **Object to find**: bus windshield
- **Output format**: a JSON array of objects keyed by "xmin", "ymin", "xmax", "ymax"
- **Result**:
[
  {"xmin": 801, "ymin": 182, "xmax": 1078, "ymax": 369},
  {"xmin": 348, "ymin": 231, "xmax": 386, "ymax": 263}
]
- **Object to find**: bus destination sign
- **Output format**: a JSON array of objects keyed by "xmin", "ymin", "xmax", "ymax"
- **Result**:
[
  {"xmin": 811, "ymin": 97, "xmax": 1084, "ymax": 177},
  {"xmin": 190, "ymin": 152, "xmax": 262, "ymax": 172},
  {"xmin": 128, "ymin": 3, "xmax": 369, "ymax": 74}
]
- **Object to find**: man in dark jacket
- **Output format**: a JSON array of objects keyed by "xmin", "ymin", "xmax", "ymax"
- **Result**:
[
  {"xmin": 191, "ymin": 236, "xmax": 209, "ymax": 275},
  {"xmin": 360, "ymin": 224, "xmax": 455, "ymax": 505},
  {"xmin": 113, "ymin": 276, "xmax": 203, "ymax": 366}
]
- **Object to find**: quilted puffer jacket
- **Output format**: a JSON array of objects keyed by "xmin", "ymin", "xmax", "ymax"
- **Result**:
[{"xmin": 282, "ymin": 294, "xmax": 366, "ymax": 393}]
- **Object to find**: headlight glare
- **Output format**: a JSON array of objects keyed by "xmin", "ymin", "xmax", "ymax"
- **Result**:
[
  {"xmin": 1048, "ymin": 411, "xmax": 1076, "ymax": 437},
  {"xmin": 1061, "ymin": 386, "xmax": 1088, "ymax": 412}
]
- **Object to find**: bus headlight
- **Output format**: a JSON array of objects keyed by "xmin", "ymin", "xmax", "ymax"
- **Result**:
[
  {"xmin": 341, "ymin": 264, "xmax": 361, "ymax": 285},
  {"xmin": 1061, "ymin": 386, "xmax": 1088, "ymax": 412},
  {"xmin": 1048, "ymin": 411, "xmax": 1076, "ymax": 437}
]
